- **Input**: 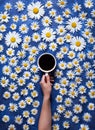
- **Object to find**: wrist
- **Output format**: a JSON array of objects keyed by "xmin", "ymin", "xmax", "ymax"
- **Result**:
[{"xmin": 43, "ymin": 95, "xmax": 50, "ymax": 100}]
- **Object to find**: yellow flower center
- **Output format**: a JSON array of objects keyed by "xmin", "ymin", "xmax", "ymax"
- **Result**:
[
  {"xmin": 60, "ymin": 1, "xmax": 65, "ymax": 5},
  {"xmin": 33, "ymin": 7, "xmax": 39, "ymax": 14},
  {"xmin": 10, "ymin": 37, "xmax": 16, "ymax": 43},
  {"xmin": 2, "ymin": 15, "xmax": 7, "ymax": 19},
  {"xmin": 75, "ymin": 41, "xmax": 81, "ymax": 47},
  {"xmin": 46, "ymin": 32, "xmax": 51, "ymax": 38},
  {"xmin": 71, "ymin": 22, "xmax": 77, "ymax": 28}
]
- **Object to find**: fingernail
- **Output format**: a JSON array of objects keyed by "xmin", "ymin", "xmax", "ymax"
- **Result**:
[{"xmin": 45, "ymin": 73, "xmax": 48, "ymax": 76}]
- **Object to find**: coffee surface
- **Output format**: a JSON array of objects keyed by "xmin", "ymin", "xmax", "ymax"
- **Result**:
[{"xmin": 39, "ymin": 54, "xmax": 55, "ymax": 71}]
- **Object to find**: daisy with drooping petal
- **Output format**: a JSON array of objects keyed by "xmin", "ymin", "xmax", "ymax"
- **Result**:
[
  {"xmin": 66, "ymin": 17, "xmax": 82, "ymax": 33},
  {"xmin": 70, "ymin": 36, "xmax": 86, "ymax": 51},
  {"xmin": 5, "ymin": 31, "xmax": 21, "ymax": 48},
  {"xmin": 41, "ymin": 27, "xmax": 56, "ymax": 42},
  {"xmin": 27, "ymin": 2, "xmax": 45, "ymax": 19}
]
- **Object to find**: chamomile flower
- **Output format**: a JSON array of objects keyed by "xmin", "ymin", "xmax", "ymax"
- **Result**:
[
  {"xmin": 9, "ymin": 103, "xmax": 18, "ymax": 112},
  {"xmin": 2, "ymin": 115, "xmax": 10, "ymax": 123},
  {"xmin": 6, "ymin": 48, "xmax": 14, "ymax": 57},
  {"xmin": 78, "ymin": 85, "xmax": 86, "ymax": 94},
  {"xmin": 83, "ymin": 113, "xmax": 91, "ymax": 122},
  {"xmin": 4, "ymin": 3, "xmax": 12, "ymax": 10},
  {"xmin": 0, "ymin": 104, "xmax": 6, "ymax": 111},
  {"xmin": 57, "ymin": 105, "xmax": 65, "ymax": 113},
  {"xmin": 56, "ymin": 52, "xmax": 64, "ymax": 59},
  {"xmin": 32, "ymin": 33, "xmax": 41, "ymax": 42},
  {"xmin": 22, "ymin": 43, "xmax": 29, "ymax": 51},
  {"xmin": 3, "ymin": 91, "xmax": 11, "ymax": 99},
  {"xmin": 55, "ymin": 15, "xmax": 63, "ymax": 24},
  {"xmin": 66, "ymin": 17, "xmax": 82, "ymax": 33},
  {"xmin": 25, "ymin": 97, "xmax": 33, "ymax": 105},
  {"xmin": 86, "ymin": 80, "xmax": 94, "ymax": 88},
  {"xmin": 89, "ymin": 89, "xmax": 95, "ymax": 98},
  {"xmin": 56, "ymin": 95, "xmax": 63, "ymax": 102},
  {"xmin": 32, "ymin": 100, "xmax": 40, "ymax": 108},
  {"xmin": 49, "ymin": 9, "xmax": 56, "ymax": 17},
  {"xmin": 31, "ymin": 90, "xmax": 38, "ymax": 98},
  {"xmin": 79, "ymin": 124, "xmax": 89, "ymax": 130},
  {"xmin": 32, "ymin": 75, "xmax": 40, "ymax": 83},
  {"xmin": 52, "ymin": 113, "xmax": 60, "ymax": 121},
  {"xmin": 68, "ymin": 51, "xmax": 75, "ymax": 59},
  {"xmin": 17, "ymin": 50, "xmax": 26, "ymax": 59},
  {"xmin": 29, "ymin": 46, "xmax": 39, "ymax": 56},
  {"xmin": 15, "ymin": 115, "xmax": 23, "ymax": 124},
  {"xmin": 72, "ymin": 115, "xmax": 79, "ymax": 123},
  {"xmin": 12, "ymin": 93, "xmax": 20, "ymax": 101},
  {"xmin": 73, "ymin": 104, "xmax": 82, "ymax": 114},
  {"xmin": 15, "ymin": 1, "xmax": 25, "ymax": 12},
  {"xmin": 42, "ymin": 27, "xmax": 56, "ymax": 42},
  {"xmin": 86, "ymin": 18, "xmax": 94, "ymax": 28},
  {"xmin": 5, "ymin": 31, "xmax": 22, "ymax": 48},
  {"xmin": 17, "ymin": 77, "xmax": 25, "ymax": 86},
  {"xmin": 19, "ymin": 24, "xmax": 29, "ymax": 34},
  {"xmin": 83, "ymin": 62, "xmax": 91, "ymax": 70},
  {"xmin": 60, "ymin": 77, "xmax": 68, "ymax": 87},
  {"xmin": 67, "ymin": 70, "xmax": 75, "ymax": 79},
  {"xmin": 79, "ymin": 12, "xmax": 87, "ymax": 20},
  {"xmin": 79, "ymin": 96, "xmax": 87, "ymax": 104},
  {"xmin": 20, "ymin": 14, "xmax": 27, "ymax": 21},
  {"xmin": 8, "ymin": 124, "xmax": 16, "ymax": 130},
  {"xmin": 54, "ymin": 83, "xmax": 60, "ymax": 90},
  {"xmin": 31, "ymin": 65, "xmax": 38, "ymax": 73},
  {"xmin": 63, "ymin": 121, "xmax": 70, "ymax": 129},
  {"xmin": 22, "ymin": 61, "xmax": 30, "ymax": 70},
  {"xmin": 27, "ymin": 2, "xmax": 45, "ymax": 19},
  {"xmin": 0, "ymin": 33, "xmax": 3, "ymax": 41},
  {"xmin": 87, "ymin": 51, "xmax": 94, "ymax": 59},
  {"xmin": 67, "ymin": 62, "xmax": 73, "ymax": 69},
  {"xmin": 58, "ymin": 61, "xmax": 66, "ymax": 70},
  {"xmin": 84, "ymin": 0, "xmax": 93, "ymax": 8},
  {"xmin": 19, "ymin": 100, "xmax": 26, "ymax": 108},
  {"xmin": 0, "ymin": 55, "xmax": 7, "ymax": 64},
  {"xmin": 0, "ymin": 77, "xmax": 9, "ymax": 87},
  {"xmin": 0, "ymin": 24, "xmax": 6, "ymax": 32},
  {"xmin": 86, "ymin": 70, "xmax": 95, "ymax": 79},
  {"xmin": 23, "ymin": 71, "xmax": 31, "ymax": 79},
  {"xmin": 52, "ymin": 124, "xmax": 59, "ymax": 130},
  {"xmin": 31, "ymin": 22, "xmax": 39, "ymax": 31},
  {"xmin": 69, "ymin": 89, "xmax": 78, "ymax": 98},
  {"xmin": 60, "ymin": 88, "xmax": 67, "ymax": 95},
  {"xmin": 91, "ymin": 9, "xmax": 95, "ymax": 17},
  {"xmin": 55, "ymin": 69, "xmax": 63, "ymax": 78},
  {"xmin": 64, "ymin": 110, "xmax": 72, "ymax": 118},
  {"xmin": 70, "ymin": 36, "xmax": 86, "ymax": 51},
  {"xmin": 15, "ymin": 66, "xmax": 22, "ymax": 73},
  {"xmin": 0, "ymin": 11, "xmax": 10, "ymax": 23},
  {"xmin": 31, "ymin": 108, "xmax": 38, "ymax": 115},
  {"xmin": 27, "ymin": 83, "xmax": 35, "ymax": 90},
  {"xmin": 73, "ymin": 2, "xmax": 81, "ymax": 12},
  {"xmin": 23, "ymin": 124, "xmax": 29, "ymax": 130},
  {"xmin": 65, "ymin": 33, "xmax": 72, "ymax": 42},
  {"xmin": 21, "ymin": 88, "xmax": 28, "ymax": 96},
  {"xmin": 87, "ymin": 103, "xmax": 94, "ymax": 110},
  {"xmin": 49, "ymin": 42, "xmax": 57, "ymax": 51},
  {"xmin": 63, "ymin": 8, "xmax": 71, "ymax": 18},
  {"xmin": 12, "ymin": 15, "xmax": 19, "ymax": 22},
  {"xmin": 56, "ymin": 25, "xmax": 66, "ymax": 35},
  {"xmin": 2, "ymin": 65, "xmax": 11, "ymax": 75},
  {"xmin": 27, "ymin": 117, "xmax": 35, "ymax": 125},
  {"xmin": 10, "ymin": 23, "xmax": 17, "ymax": 30},
  {"xmin": 78, "ymin": 52, "xmax": 86, "ymax": 61},
  {"xmin": 57, "ymin": 0, "xmax": 67, "ymax": 8},
  {"xmin": 64, "ymin": 98, "xmax": 72, "ymax": 107},
  {"xmin": 42, "ymin": 16, "xmax": 52, "ymax": 26},
  {"xmin": 88, "ymin": 36, "xmax": 95, "ymax": 44},
  {"xmin": 38, "ymin": 42, "xmax": 47, "ymax": 50},
  {"xmin": 23, "ymin": 111, "xmax": 30, "ymax": 118},
  {"xmin": 56, "ymin": 37, "xmax": 64, "ymax": 45},
  {"xmin": 45, "ymin": 1, "xmax": 53, "ymax": 9},
  {"xmin": 9, "ymin": 57, "xmax": 18, "ymax": 66}
]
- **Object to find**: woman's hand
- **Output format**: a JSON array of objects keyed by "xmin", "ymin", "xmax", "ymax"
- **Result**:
[{"xmin": 40, "ymin": 74, "xmax": 53, "ymax": 100}]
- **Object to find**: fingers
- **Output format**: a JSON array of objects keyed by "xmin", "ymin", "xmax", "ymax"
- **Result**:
[
  {"xmin": 40, "ymin": 75, "xmax": 45, "ymax": 84},
  {"xmin": 45, "ymin": 74, "xmax": 50, "ymax": 83}
]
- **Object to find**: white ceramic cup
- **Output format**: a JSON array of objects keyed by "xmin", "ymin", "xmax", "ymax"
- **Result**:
[{"xmin": 37, "ymin": 53, "xmax": 56, "ymax": 75}]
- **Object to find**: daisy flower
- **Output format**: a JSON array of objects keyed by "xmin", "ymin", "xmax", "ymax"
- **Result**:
[
  {"xmin": 56, "ymin": 52, "xmax": 64, "ymax": 59},
  {"xmin": 23, "ymin": 35, "xmax": 31, "ymax": 43},
  {"xmin": 28, "ymin": 55, "xmax": 35, "ymax": 64},
  {"xmin": 0, "ymin": 33, "xmax": 3, "ymax": 41},
  {"xmin": 32, "ymin": 33, "xmax": 41, "ymax": 42},
  {"xmin": 2, "ymin": 115, "xmax": 10, "ymax": 123},
  {"xmin": 2, "ymin": 65, "xmax": 11, "ymax": 75},
  {"xmin": 15, "ymin": 66, "xmax": 22, "ymax": 73},
  {"xmin": 69, "ymin": 89, "xmax": 78, "ymax": 98},
  {"xmin": 0, "ymin": 77, "xmax": 9, "ymax": 87},
  {"xmin": 15, "ymin": 1, "xmax": 25, "ymax": 12},
  {"xmin": 86, "ymin": 80, "xmax": 94, "ymax": 88},
  {"xmin": 23, "ymin": 124, "xmax": 29, "ymax": 130},
  {"xmin": 22, "ymin": 61, "xmax": 30, "ymax": 70},
  {"xmin": 49, "ymin": 42, "xmax": 57, "ymax": 51},
  {"xmin": 12, "ymin": 93, "xmax": 20, "ymax": 101},
  {"xmin": 38, "ymin": 42, "xmax": 47, "ymax": 50},
  {"xmin": 87, "ymin": 51, "xmax": 94, "ymax": 59},
  {"xmin": 29, "ymin": 46, "xmax": 39, "ymax": 56},
  {"xmin": 25, "ymin": 97, "xmax": 33, "ymax": 105},
  {"xmin": 56, "ymin": 95, "xmax": 63, "ymax": 102},
  {"xmin": 52, "ymin": 124, "xmax": 59, "ymax": 130},
  {"xmin": 3, "ymin": 91, "xmax": 11, "ymax": 99},
  {"xmin": 58, "ymin": 61, "xmax": 66, "ymax": 70},
  {"xmin": 31, "ymin": 22, "xmax": 39, "ymax": 31},
  {"xmin": 8, "ymin": 124, "xmax": 16, "ymax": 130},
  {"xmin": 60, "ymin": 88, "xmax": 67, "ymax": 95},
  {"xmin": 73, "ymin": 2, "xmax": 81, "ymax": 12},
  {"xmin": 79, "ymin": 96, "xmax": 87, "ymax": 104},
  {"xmin": 86, "ymin": 18, "xmax": 94, "ymax": 28},
  {"xmin": 70, "ymin": 36, "xmax": 86, "ymax": 51},
  {"xmin": 49, "ymin": 9, "xmax": 56, "ymax": 17},
  {"xmin": 42, "ymin": 16, "xmax": 52, "ymax": 26},
  {"xmin": 72, "ymin": 115, "xmax": 79, "ymax": 123},
  {"xmin": 52, "ymin": 113, "xmax": 60, "ymax": 121},
  {"xmin": 60, "ymin": 77, "xmax": 68, "ymax": 87},
  {"xmin": 0, "ymin": 24, "xmax": 6, "ymax": 32},
  {"xmin": 56, "ymin": 25, "xmax": 66, "ymax": 35},
  {"xmin": 21, "ymin": 88, "xmax": 28, "ymax": 96},
  {"xmin": 78, "ymin": 52, "xmax": 86, "ymax": 61},
  {"xmin": 22, "ymin": 43, "xmax": 29, "ymax": 51},
  {"xmin": 60, "ymin": 46, "xmax": 68, "ymax": 54},
  {"xmin": 4, "ymin": 3, "xmax": 12, "ymax": 10},
  {"xmin": 0, "ymin": 11, "xmax": 10, "ymax": 23},
  {"xmin": 19, "ymin": 24, "xmax": 29, "ymax": 34},
  {"xmin": 64, "ymin": 98, "xmax": 72, "ymax": 107},
  {"xmin": 17, "ymin": 50, "xmax": 26, "ymax": 59},
  {"xmin": 9, "ymin": 57, "xmax": 18, "ymax": 66},
  {"xmin": 27, "ymin": 2, "xmax": 45, "ymax": 19},
  {"xmin": 55, "ymin": 69, "xmax": 63, "ymax": 78},
  {"xmin": 66, "ymin": 17, "xmax": 82, "ymax": 33},
  {"xmin": 64, "ymin": 110, "xmax": 72, "ymax": 118},
  {"xmin": 0, "ymin": 45, "xmax": 4, "ymax": 52},
  {"xmin": 10, "ymin": 23, "xmax": 17, "ymax": 30},
  {"xmin": 23, "ymin": 71, "xmax": 31, "ymax": 79},
  {"xmin": 63, "ymin": 8, "xmax": 71, "ymax": 18},
  {"xmin": 67, "ymin": 70, "xmax": 75, "ymax": 79},
  {"xmin": 86, "ymin": 70, "xmax": 95, "ymax": 79},
  {"xmin": 20, "ymin": 14, "xmax": 27, "ymax": 21},
  {"xmin": 23, "ymin": 111, "xmax": 30, "ymax": 118},
  {"xmin": 18, "ymin": 100, "xmax": 26, "ymax": 108},
  {"xmin": 73, "ymin": 104, "xmax": 82, "ymax": 114},
  {"xmin": 54, "ymin": 83, "xmax": 60, "ymax": 90},
  {"xmin": 55, "ymin": 15, "xmax": 63, "ymax": 24},
  {"xmin": 5, "ymin": 31, "xmax": 22, "ymax": 48},
  {"xmin": 56, "ymin": 37, "xmax": 64, "ymax": 45},
  {"xmin": 67, "ymin": 62, "xmax": 73, "ymax": 69},
  {"xmin": 31, "ymin": 74, "xmax": 40, "ymax": 83},
  {"xmin": 65, "ymin": 33, "xmax": 72, "ymax": 42},
  {"xmin": 0, "ymin": 104, "xmax": 6, "ymax": 111},
  {"xmin": 41, "ymin": 27, "xmax": 56, "ymax": 42},
  {"xmin": 78, "ymin": 86, "xmax": 86, "ymax": 94},
  {"xmin": 87, "ymin": 103, "xmax": 95, "ymax": 110},
  {"xmin": 45, "ymin": 1, "xmax": 53, "ymax": 9},
  {"xmin": 83, "ymin": 113, "xmax": 91, "ymax": 122},
  {"xmin": 27, "ymin": 117, "xmax": 35, "ymax": 125},
  {"xmin": 63, "ymin": 121, "xmax": 70, "ymax": 129},
  {"xmin": 32, "ymin": 100, "xmax": 40, "ymax": 108},
  {"xmin": 57, "ymin": 0, "xmax": 67, "ymax": 8},
  {"xmin": 31, "ymin": 65, "xmax": 38, "ymax": 73},
  {"xmin": 84, "ymin": 0, "xmax": 93, "ymax": 8},
  {"xmin": 27, "ymin": 83, "xmax": 35, "ymax": 90},
  {"xmin": 79, "ymin": 12, "xmax": 87, "ymax": 20},
  {"xmin": 9, "ymin": 103, "xmax": 18, "ymax": 112},
  {"xmin": 15, "ymin": 115, "xmax": 23, "ymax": 124},
  {"xmin": 12, "ymin": 15, "xmax": 19, "ymax": 22},
  {"xmin": 89, "ymin": 89, "xmax": 95, "ymax": 98},
  {"xmin": 91, "ymin": 9, "xmax": 95, "ymax": 17},
  {"xmin": 17, "ymin": 77, "xmax": 25, "ymax": 86},
  {"xmin": 31, "ymin": 90, "xmax": 38, "ymax": 98},
  {"xmin": 79, "ymin": 124, "xmax": 89, "ymax": 130},
  {"xmin": 31, "ymin": 108, "xmax": 38, "ymax": 115},
  {"xmin": 88, "ymin": 36, "xmax": 95, "ymax": 44},
  {"xmin": 68, "ymin": 51, "xmax": 75, "ymax": 59},
  {"xmin": 57, "ymin": 105, "xmax": 65, "ymax": 113}
]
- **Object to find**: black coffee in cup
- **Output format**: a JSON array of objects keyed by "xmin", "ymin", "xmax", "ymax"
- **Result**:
[{"xmin": 38, "ymin": 53, "xmax": 56, "ymax": 73}]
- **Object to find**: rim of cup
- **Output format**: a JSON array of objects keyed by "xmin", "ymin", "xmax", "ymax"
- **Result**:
[{"xmin": 37, "ymin": 53, "xmax": 56, "ymax": 73}]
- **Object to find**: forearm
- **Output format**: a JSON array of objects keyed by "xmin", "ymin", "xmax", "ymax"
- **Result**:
[{"xmin": 38, "ymin": 97, "xmax": 52, "ymax": 130}]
